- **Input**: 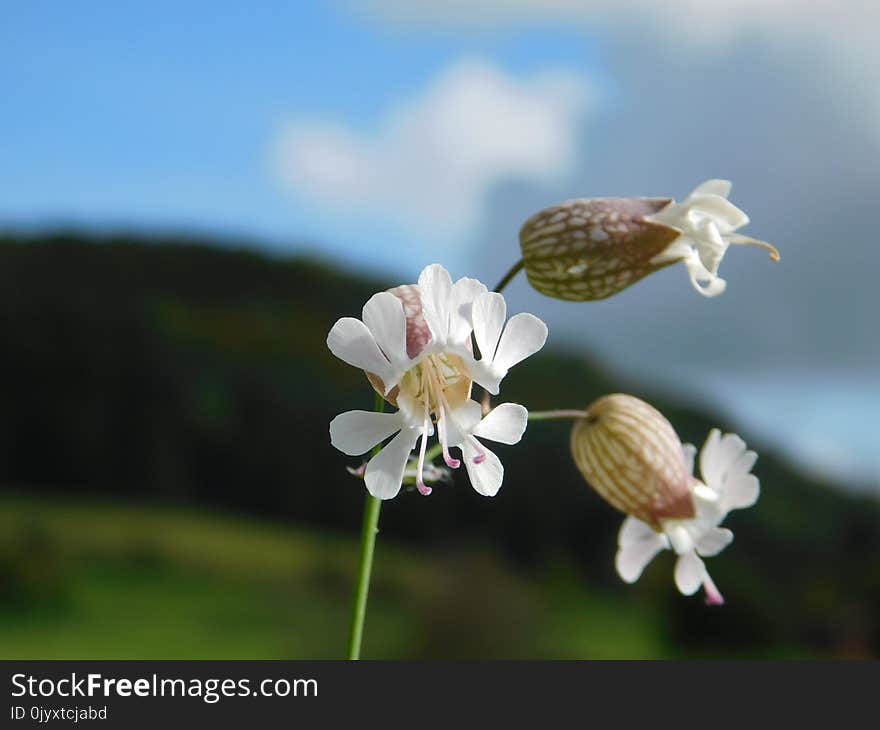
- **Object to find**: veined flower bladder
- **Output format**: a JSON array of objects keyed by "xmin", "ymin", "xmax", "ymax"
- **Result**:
[
  {"xmin": 570, "ymin": 394, "xmax": 760, "ymax": 604},
  {"xmin": 328, "ymin": 264, "xmax": 547, "ymax": 500},
  {"xmin": 519, "ymin": 179, "xmax": 778, "ymax": 300}
]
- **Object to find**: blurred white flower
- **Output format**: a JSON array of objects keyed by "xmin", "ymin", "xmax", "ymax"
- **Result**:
[
  {"xmin": 328, "ymin": 264, "xmax": 546, "ymax": 499},
  {"xmin": 647, "ymin": 179, "xmax": 779, "ymax": 297},
  {"xmin": 571, "ymin": 394, "xmax": 760, "ymax": 604},
  {"xmin": 616, "ymin": 430, "xmax": 760, "ymax": 604}
]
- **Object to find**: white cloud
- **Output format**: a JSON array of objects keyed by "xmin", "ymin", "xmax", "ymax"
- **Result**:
[
  {"xmin": 355, "ymin": 1, "xmax": 880, "ymax": 128},
  {"xmin": 274, "ymin": 60, "xmax": 593, "ymax": 241},
  {"xmin": 355, "ymin": 0, "xmax": 879, "ymax": 43}
]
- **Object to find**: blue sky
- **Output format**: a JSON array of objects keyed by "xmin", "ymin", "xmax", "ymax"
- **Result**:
[
  {"xmin": 1, "ymin": 1, "xmax": 601, "ymax": 269},
  {"xmin": 2, "ymin": 1, "xmax": 879, "ymax": 488}
]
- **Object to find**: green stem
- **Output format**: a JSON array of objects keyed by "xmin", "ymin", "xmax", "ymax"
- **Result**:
[
  {"xmin": 347, "ymin": 394, "xmax": 385, "ymax": 660},
  {"xmin": 528, "ymin": 409, "xmax": 590, "ymax": 421},
  {"xmin": 492, "ymin": 259, "xmax": 524, "ymax": 293}
]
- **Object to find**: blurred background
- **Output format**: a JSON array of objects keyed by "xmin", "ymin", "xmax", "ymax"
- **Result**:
[{"xmin": 0, "ymin": 1, "xmax": 877, "ymax": 658}]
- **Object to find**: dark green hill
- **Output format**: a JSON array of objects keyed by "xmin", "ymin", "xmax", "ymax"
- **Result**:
[{"xmin": 0, "ymin": 231, "xmax": 877, "ymax": 657}]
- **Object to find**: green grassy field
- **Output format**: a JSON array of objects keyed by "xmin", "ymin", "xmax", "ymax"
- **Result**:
[{"xmin": 0, "ymin": 492, "xmax": 667, "ymax": 659}]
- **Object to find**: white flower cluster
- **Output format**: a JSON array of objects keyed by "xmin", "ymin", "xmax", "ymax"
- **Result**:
[{"xmin": 327, "ymin": 179, "xmax": 771, "ymax": 606}]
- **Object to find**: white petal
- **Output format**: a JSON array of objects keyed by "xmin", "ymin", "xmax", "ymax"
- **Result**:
[
  {"xmin": 665, "ymin": 523, "xmax": 696, "ymax": 555},
  {"xmin": 448, "ymin": 277, "xmax": 488, "ymax": 345},
  {"xmin": 690, "ymin": 179, "xmax": 732, "ymax": 199},
  {"xmin": 687, "ymin": 194, "xmax": 749, "ymax": 233},
  {"xmin": 439, "ymin": 400, "xmax": 478, "ymax": 456},
  {"xmin": 462, "ymin": 441, "xmax": 504, "ymax": 497},
  {"xmin": 467, "ymin": 362, "xmax": 503, "ymax": 397},
  {"xmin": 471, "ymin": 291, "xmax": 506, "ymax": 362},
  {"xmin": 731, "ymin": 448, "xmax": 759, "ymax": 478},
  {"xmin": 692, "ymin": 483, "xmax": 720, "ymax": 503},
  {"xmin": 699, "ymin": 429, "xmax": 721, "ymax": 480},
  {"xmin": 722, "ymin": 473, "xmax": 760, "ymax": 511},
  {"xmin": 700, "ymin": 430, "xmax": 744, "ymax": 490},
  {"xmin": 417, "ymin": 264, "xmax": 453, "ymax": 344},
  {"xmin": 472, "ymin": 403, "xmax": 528, "ymax": 445},
  {"xmin": 690, "ymin": 489, "xmax": 727, "ymax": 538},
  {"xmin": 682, "ymin": 443, "xmax": 697, "ymax": 475},
  {"xmin": 327, "ymin": 317, "xmax": 393, "ymax": 383},
  {"xmin": 695, "ymin": 527, "xmax": 734, "ymax": 557},
  {"xmin": 644, "ymin": 198, "xmax": 684, "ymax": 229},
  {"xmin": 619, "ymin": 516, "xmax": 657, "ymax": 547},
  {"xmin": 362, "ymin": 291, "xmax": 409, "ymax": 372},
  {"xmin": 452, "ymin": 400, "xmax": 483, "ymax": 432},
  {"xmin": 329, "ymin": 410, "xmax": 405, "ymax": 456},
  {"xmin": 492, "ymin": 312, "xmax": 548, "ymax": 373},
  {"xmin": 364, "ymin": 427, "xmax": 422, "ymax": 500},
  {"xmin": 674, "ymin": 551, "xmax": 706, "ymax": 596},
  {"xmin": 684, "ymin": 253, "xmax": 727, "ymax": 297},
  {"xmin": 649, "ymin": 236, "xmax": 691, "ymax": 265},
  {"xmin": 394, "ymin": 389, "xmax": 424, "ymax": 428},
  {"xmin": 616, "ymin": 531, "xmax": 668, "ymax": 584},
  {"xmin": 692, "ymin": 218, "xmax": 728, "ymax": 274}
]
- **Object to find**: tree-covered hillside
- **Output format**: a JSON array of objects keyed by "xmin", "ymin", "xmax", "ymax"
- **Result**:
[{"xmin": 0, "ymin": 232, "xmax": 877, "ymax": 657}]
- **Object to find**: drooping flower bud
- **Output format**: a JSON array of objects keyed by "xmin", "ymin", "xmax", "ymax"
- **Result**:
[
  {"xmin": 520, "ymin": 197, "xmax": 679, "ymax": 301},
  {"xmin": 519, "ymin": 179, "xmax": 778, "ymax": 300},
  {"xmin": 570, "ymin": 393, "xmax": 696, "ymax": 529},
  {"xmin": 569, "ymin": 392, "xmax": 761, "ymax": 604}
]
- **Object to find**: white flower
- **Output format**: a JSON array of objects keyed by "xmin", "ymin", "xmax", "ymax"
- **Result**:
[
  {"xmin": 328, "ymin": 264, "xmax": 547, "ymax": 500},
  {"xmin": 615, "ymin": 429, "xmax": 760, "ymax": 605},
  {"xmin": 647, "ymin": 179, "xmax": 779, "ymax": 297},
  {"xmin": 571, "ymin": 394, "xmax": 761, "ymax": 605}
]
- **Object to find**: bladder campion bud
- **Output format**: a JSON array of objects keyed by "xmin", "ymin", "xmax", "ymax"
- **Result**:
[
  {"xmin": 520, "ymin": 197, "xmax": 679, "ymax": 301},
  {"xmin": 570, "ymin": 394, "xmax": 696, "ymax": 529},
  {"xmin": 520, "ymin": 180, "xmax": 777, "ymax": 300},
  {"xmin": 568, "ymin": 392, "xmax": 761, "ymax": 603}
]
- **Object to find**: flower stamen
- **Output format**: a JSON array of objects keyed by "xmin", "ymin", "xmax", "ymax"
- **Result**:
[
  {"xmin": 415, "ymin": 411, "xmax": 432, "ymax": 496},
  {"xmin": 429, "ymin": 366, "xmax": 487, "ymax": 465},
  {"xmin": 703, "ymin": 574, "xmax": 725, "ymax": 606},
  {"xmin": 465, "ymin": 433, "xmax": 487, "ymax": 464},
  {"xmin": 436, "ymin": 407, "xmax": 461, "ymax": 469},
  {"xmin": 730, "ymin": 235, "xmax": 780, "ymax": 261},
  {"xmin": 425, "ymin": 357, "xmax": 464, "ymax": 468}
]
